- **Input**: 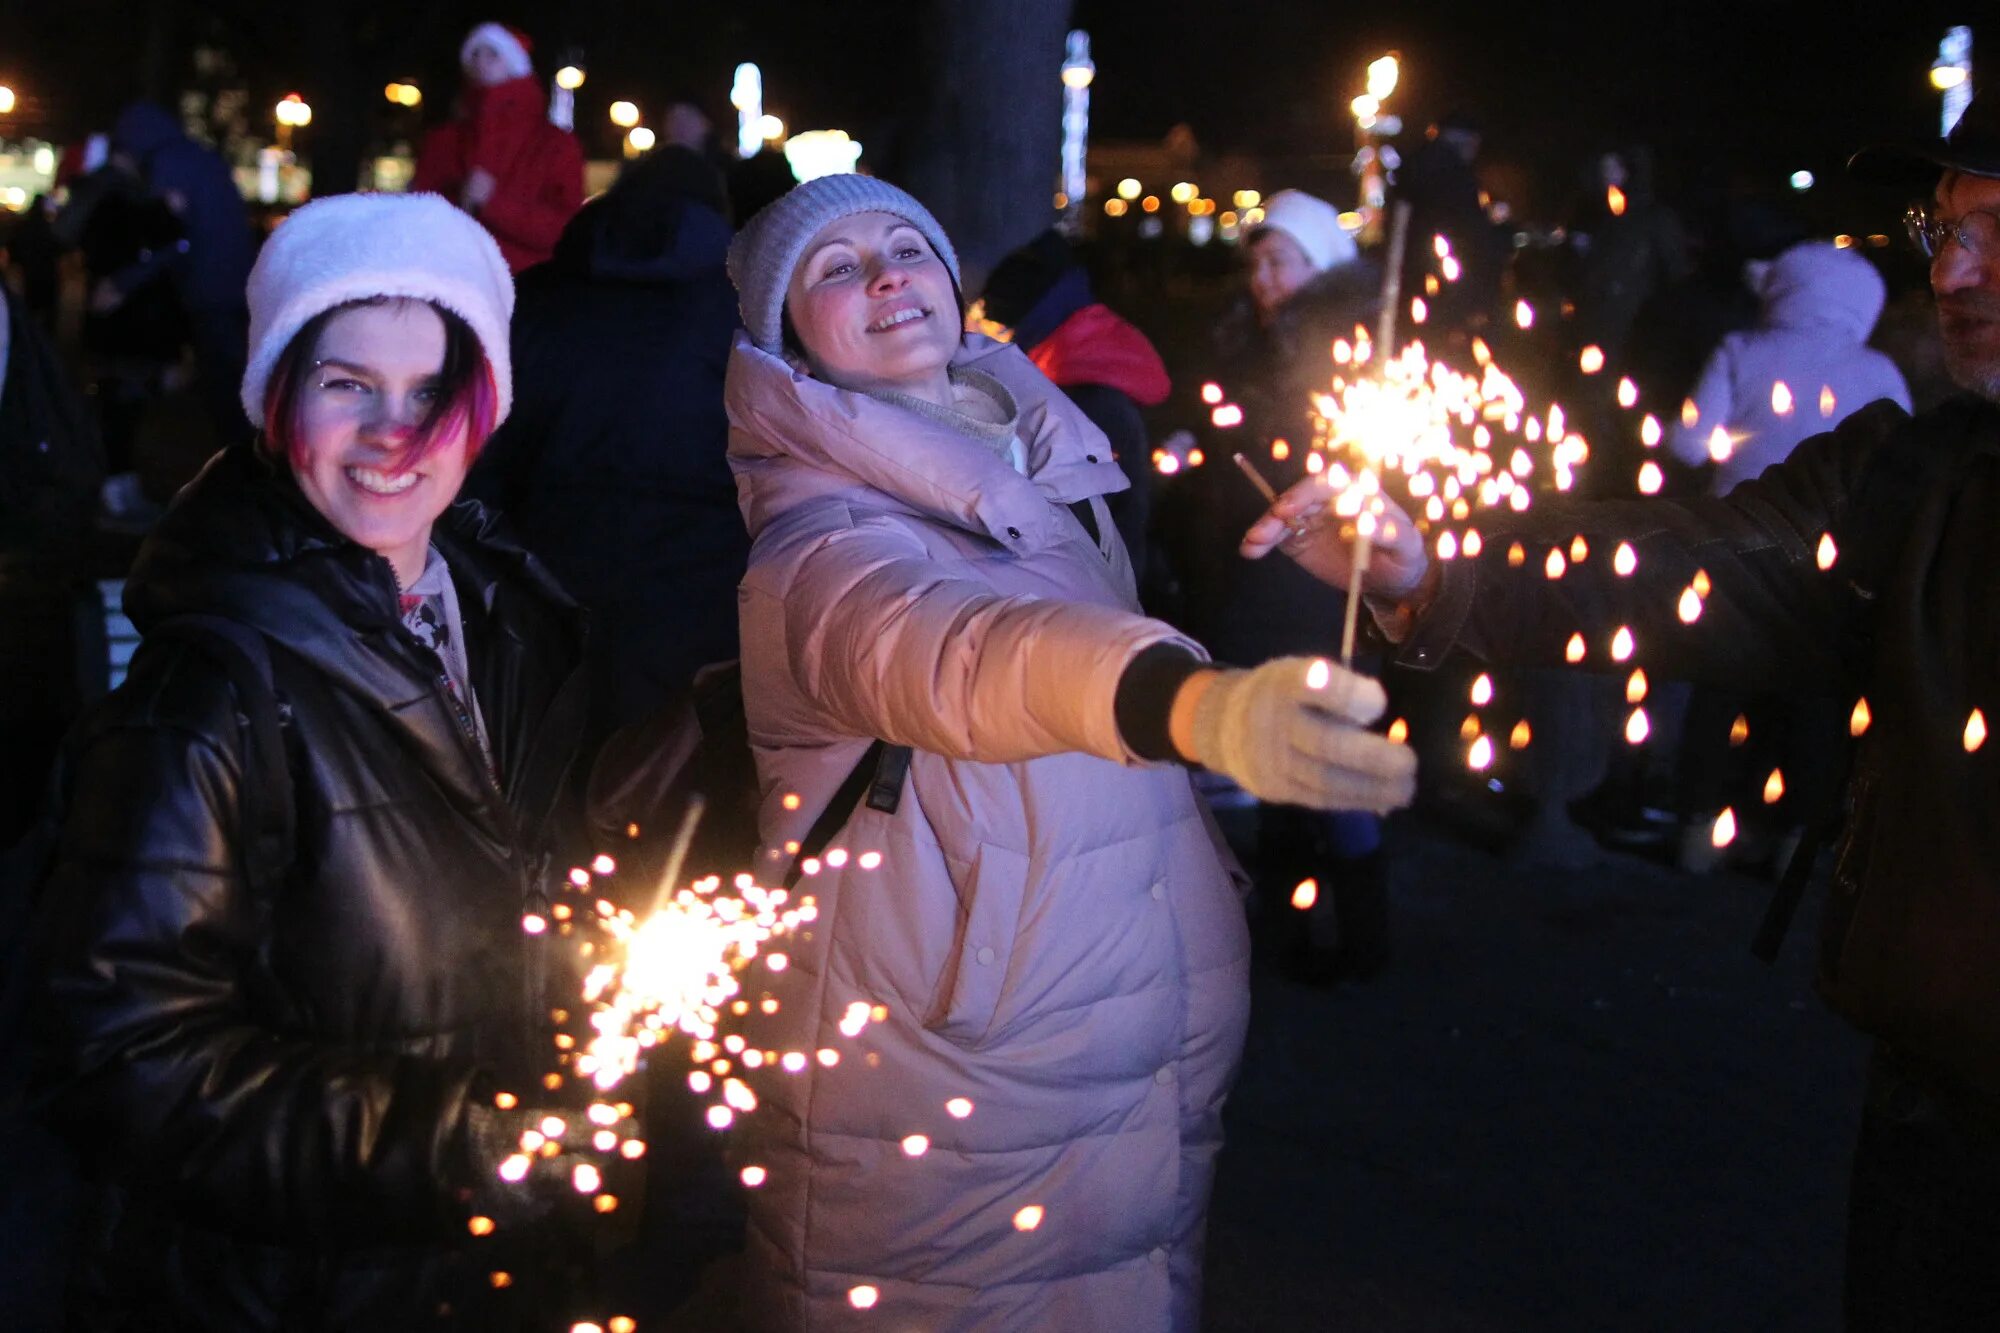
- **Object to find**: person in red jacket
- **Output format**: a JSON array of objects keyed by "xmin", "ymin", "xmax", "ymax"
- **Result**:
[
  {"xmin": 412, "ymin": 22, "xmax": 584, "ymax": 273},
  {"xmin": 981, "ymin": 229, "xmax": 1171, "ymax": 583}
]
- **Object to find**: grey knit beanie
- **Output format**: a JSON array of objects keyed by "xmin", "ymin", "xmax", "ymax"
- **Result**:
[{"xmin": 726, "ymin": 174, "xmax": 962, "ymax": 355}]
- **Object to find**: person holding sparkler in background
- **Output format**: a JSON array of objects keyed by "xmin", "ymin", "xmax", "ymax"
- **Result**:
[
  {"xmin": 30, "ymin": 194, "xmax": 594, "ymax": 1331},
  {"xmin": 1243, "ymin": 90, "xmax": 2000, "ymax": 1330},
  {"xmin": 1188, "ymin": 188, "xmax": 1395, "ymax": 983},
  {"xmin": 721, "ymin": 174, "xmax": 1415, "ymax": 1331}
]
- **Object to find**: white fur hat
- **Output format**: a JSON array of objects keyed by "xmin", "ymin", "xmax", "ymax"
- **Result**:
[
  {"xmin": 1251, "ymin": 189, "xmax": 1358, "ymax": 273},
  {"xmin": 239, "ymin": 192, "xmax": 515, "ymax": 428},
  {"xmin": 460, "ymin": 22, "xmax": 535, "ymax": 81}
]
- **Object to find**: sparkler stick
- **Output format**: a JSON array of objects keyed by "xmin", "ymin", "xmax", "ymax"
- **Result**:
[
  {"xmin": 650, "ymin": 794, "xmax": 707, "ymax": 918},
  {"xmin": 1334, "ymin": 202, "xmax": 1412, "ymax": 667},
  {"xmin": 1232, "ymin": 451, "xmax": 1279, "ymax": 504}
]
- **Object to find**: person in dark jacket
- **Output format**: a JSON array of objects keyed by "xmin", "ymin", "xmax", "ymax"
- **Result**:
[
  {"xmin": 1393, "ymin": 110, "xmax": 1508, "ymax": 336},
  {"xmin": 1179, "ymin": 190, "xmax": 1391, "ymax": 983},
  {"xmin": 465, "ymin": 146, "xmax": 746, "ymax": 742},
  {"xmin": 1242, "ymin": 90, "xmax": 2000, "ymax": 1329},
  {"xmin": 31, "ymin": 193, "xmax": 592, "ymax": 1332},
  {"xmin": 109, "ymin": 101, "xmax": 255, "ymax": 448},
  {"xmin": 981, "ymin": 228, "xmax": 1171, "ymax": 585}
]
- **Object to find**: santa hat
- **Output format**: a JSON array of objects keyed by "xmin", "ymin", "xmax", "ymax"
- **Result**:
[
  {"xmin": 460, "ymin": 22, "xmax": 535, "ymax": 81},
  {"xmin": 240, "ymin": 192, "xmax": 515, "ymax": 428}
]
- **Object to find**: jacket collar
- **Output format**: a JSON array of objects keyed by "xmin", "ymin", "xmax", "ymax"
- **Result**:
[{"xmin": 725, "ymin": 332, "xmax": 1128, "ymax": 551}]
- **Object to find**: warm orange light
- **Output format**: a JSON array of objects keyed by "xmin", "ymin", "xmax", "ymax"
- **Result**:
[{"xmin": 1291, "ymin": 879, "xmax": 1319, "ymax": 910}]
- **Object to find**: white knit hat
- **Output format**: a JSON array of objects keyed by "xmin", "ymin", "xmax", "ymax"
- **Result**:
[
  {"xmin": 1250, "ymin": 189, "xmax": 1358, "ymax": 273},
  {"xmin": 239, "ymin": 192, "xmax": 515, "ymax": 428},
  {"xmin": 726, "ymin": 174, "xmax": 961, "ymax": 356},
  {"xmin": 460, "ymin": 22, "xmax": 535, "ymax": 81}
]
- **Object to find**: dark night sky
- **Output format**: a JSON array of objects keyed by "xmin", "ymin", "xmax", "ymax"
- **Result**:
[{"xmin": 5, "ymin": 0, "xmax": 1979, "ymax": 216}]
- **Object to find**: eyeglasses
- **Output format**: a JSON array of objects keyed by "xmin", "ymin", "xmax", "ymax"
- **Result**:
[{"xmin": 1905, "ymin": 202, "xmax": 2000, "ymax": 259}]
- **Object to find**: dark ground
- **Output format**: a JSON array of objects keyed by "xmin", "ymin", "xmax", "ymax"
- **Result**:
[{"xmin": 1202, "ymin": 823, "xmax": 1866, "ymax": 1332}]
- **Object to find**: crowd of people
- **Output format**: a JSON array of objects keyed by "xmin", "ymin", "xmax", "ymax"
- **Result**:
[{"xmin": 2, "ymin": 17, "xmax": 1998, "ymax": 1332}]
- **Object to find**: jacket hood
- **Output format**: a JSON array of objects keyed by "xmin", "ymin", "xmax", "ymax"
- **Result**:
[
  {"xmin": 725, "ymin": 332, "xmax": 1129, "ymax": 551},
  {"xmin": 1028, "ymin": 303, "xmax": 1172, "ymax": 407},
  {"xmin": 112, "ymin": 102, "xmax": 184, "ymax": 160},
  {"xmin": 1748, "ymin": 241, "xmax": 1887, "ymax": 342},
  {"xmin": 125, "ymin": 445, "xmax": 575, "ymax": 702}
]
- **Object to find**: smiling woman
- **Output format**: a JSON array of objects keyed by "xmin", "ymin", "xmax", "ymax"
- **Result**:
[
  {"xmin": 32, "ymin": 192, "xmax": 594, "ymax": 1332},
  {"xmin": 260, "ymin": 298, "xmax": 497, "ymax": 586},
  {"xmin": 719, "ymin": 175, "xmax": 1416, "ymax": 1332}
]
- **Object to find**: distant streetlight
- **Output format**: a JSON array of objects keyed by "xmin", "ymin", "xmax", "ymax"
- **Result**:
[
  {"xmin": 275, "ymin": 93, "xmax": 311, "ymax": 151},
  {"xmin": 731, "ymin": 62, "xmax": 764, "ymax": 159},
  {"xmin": 609, "ymin": 100, "xmax": 640, "ymax": 129},
  {"xmin": 1933, "ymin": 26, "xmax": 1973, "ymax": 136},
  {"xmin": 1367, "ymin": 55, "xmax": 1399, "ymax": 101},
  {"xmin": 1790, "ymin": 169, "xmax": 1815, "ymax": 192},
  {"xmin": 0, "ymin": 85, "xmax": 15, "ymax": 115},
  {"xmin": 782, "ymin": 129, "xmax": 863, "ymax": 182},
  {"xmin": 385, "ymin": 82, "xmax": 421, "ymax": 108},
  {"xmin": 1059, "ymin": 29, "xmax": 1094, "ymax": 229},
  {"xmin": 1354, "ymin": 53, "xmax": 1399, "ymax": 242},
  {"xmin": 757, "ymin": 113, "xmax": 786, "ymax": 142},
  {"xmin": 555, "ymin": 65, "xmax": 586, "ymax": 91},
  {"xmin": 625, "ymin": 126, "xmax": 656, "ymax": 158},
  {"xmin": 1116, "ymin": 177, "xmax": 1141, "ymax": 201}
]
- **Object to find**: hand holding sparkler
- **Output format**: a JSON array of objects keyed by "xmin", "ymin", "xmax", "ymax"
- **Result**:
[
  {"xmin": 1241, "ymin": 474, "xmax": 1429, "ymax": 604},
  {"xmin": 1173, "ymin": 656, "xmax": 1417, "ymax": 814}
]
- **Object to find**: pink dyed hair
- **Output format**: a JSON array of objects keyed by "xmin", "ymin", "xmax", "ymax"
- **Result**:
[{"xmin": 260, "ymin": 297, "xmax": 499, "ymax": 474}]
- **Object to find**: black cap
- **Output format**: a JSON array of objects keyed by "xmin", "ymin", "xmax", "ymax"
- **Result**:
[
  {"xmin": 981, "ymin": 229, "xmax": 1079, "ymax": 329},
  {"xmin": 1850, "ymin": 84, "xmax": 2000, "ymax": 185}
]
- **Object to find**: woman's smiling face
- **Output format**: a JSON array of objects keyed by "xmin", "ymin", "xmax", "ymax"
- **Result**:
[
  {"xmin": 288, "ymin": 300, "xmax": 472, "ymax": 587},
  {"xmin": 784, "ymin": 210, "xmax": 960, "ymax": 402}
]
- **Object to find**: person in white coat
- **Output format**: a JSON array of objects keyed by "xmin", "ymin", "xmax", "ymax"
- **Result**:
[{"xmin": 1667, "ymin": 240, "xmax": 1911, "ymax": 494}]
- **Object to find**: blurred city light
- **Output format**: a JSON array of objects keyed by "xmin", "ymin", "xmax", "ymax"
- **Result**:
[
  {"xmin": 275, "ymin": 94, "xmax": 312, "ymax": 127},
  {"xmin": 1789, "ymin": 169, "xmax": 1814, "ymax": 191},
  {"xmin": 1366, "ymin": 54, "xmax": 1400, "ymax": 101},
  {"xmin": 609, "ymin": 100, "xmax": 640, "ymax": 128},
  {"xmin": 1116, "ymin": 177, "xmax": 1141, "ymax": 200},
  {"xmin": 731, "ymin": 62, "xmax": 764, "ymax": 158},
  {"xmin": 627, "ymin": 126, "xmax": 656, "ymax": 153},
  {"xmin": 783, "ymin": 128, "xmax": 863, "ymax": 182},
  {"xmin": 0, "ymin": 86, "xmax": 14, "ymax": 115},
  {"xmin": 556, "ymin": 65, "xmax": 586, "ymax": 91},
  {"xmin": 757, "ymin": 114, "xmax": 786, "ymax": 142}
]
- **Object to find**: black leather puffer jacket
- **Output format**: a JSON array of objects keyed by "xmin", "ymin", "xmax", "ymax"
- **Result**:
[{"xmin": 33, "ymin": 444, "xmax": 589, "ymax": 1330}]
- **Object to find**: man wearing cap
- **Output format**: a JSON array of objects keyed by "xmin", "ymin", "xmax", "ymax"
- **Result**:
[{"xmin": 1242, "ymin": 90, "xmax": 2000, "ymax": 1326}]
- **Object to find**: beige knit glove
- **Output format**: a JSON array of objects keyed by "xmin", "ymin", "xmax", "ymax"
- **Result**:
[{"xmin": 1188, "ymin": 656, "xmax": 1416, "ymax": 813}]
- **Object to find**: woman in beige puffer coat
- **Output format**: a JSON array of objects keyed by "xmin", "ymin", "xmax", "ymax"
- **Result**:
[{"xmin": 721, "ymin": 175, "xmax": 1415, "ymax": 1332}]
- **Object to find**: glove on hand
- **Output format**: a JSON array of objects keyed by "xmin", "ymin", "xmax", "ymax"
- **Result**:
[{"xmin": 1188, "ymin": 656, "xmax": 1417, "ymax": 813}]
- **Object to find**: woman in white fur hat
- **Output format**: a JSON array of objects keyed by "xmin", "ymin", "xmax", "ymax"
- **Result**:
[
  {"xmin": 32, "ymin": 192, "xmax": 594, "ymax": 1331},
  {"xmin": 412, "ymin": 21, "xmax": 584, "ymax": 273}
]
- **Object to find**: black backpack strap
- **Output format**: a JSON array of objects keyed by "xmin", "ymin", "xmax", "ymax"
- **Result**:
[
  {"xmin": 782, "ymin": 739, "xmax": 909, "ymax": 890},
  {"xmin": 1068, "ymin": 499, "xmax": 1101, "ymax": 547},
  {"xmin": 148, "ymin": 616, "xmax": 294, "ymax": 899}
]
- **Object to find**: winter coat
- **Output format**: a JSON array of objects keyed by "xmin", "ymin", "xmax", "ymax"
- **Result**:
[
  {"xmin": 1010, "ymin": 267, "xmax": 1172, "ymax": 584},
  {"xmin": 467, "ymin": 188, "xmax": 745, "ymax": 737},
  {"xmin": 1177, "ymin": 262, "xmax": 1380, "ymax": 666},
  {"xmin": 1402, "ymin": 393, "xmax": 2000, "ymax": 1122},
  {"xmin": 1667, "ymin": 242, "xmax": 1911, "ymax": 493},
  {"xmin": 726, "ymin": 333, "xmax": 1251, "ymax": 1331},
  {"xmin": 109, "ymin": 102, "xmax": 254, "ymax": 313},
  {"xmin": 413, "ymin": 77, "xmax": 585, "ymax": 274},
  {"xmin": 31, "ymin": 444, "xmax": 589, "ymax": 1331}
]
